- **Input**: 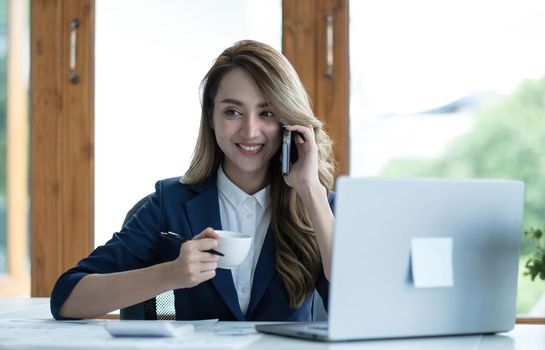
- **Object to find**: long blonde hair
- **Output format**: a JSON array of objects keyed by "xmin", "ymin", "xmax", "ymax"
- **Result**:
[{"xmin": 183, "ymin": 40, "xmax": 335, "ymax": 307}]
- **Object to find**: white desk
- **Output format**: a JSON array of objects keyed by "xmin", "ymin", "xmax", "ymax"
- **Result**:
[
  {"xmin": 1, "ymin": 297, "xmax": 544, "ymax": 349},
  {"xmin": 0, "ymin": 297, "xmax": 51, "ymax": 318}
]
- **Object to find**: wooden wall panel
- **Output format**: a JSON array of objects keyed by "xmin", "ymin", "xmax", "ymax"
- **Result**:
[
  {"xmin": 316, "ymin": 0, "xmax": 349, "ymax": 176},
  {"xmin": 30, "ymin": 0, "xmax": 94, "ymax": 297},
  {"xmin": 61, "ymin": 0, "xmax": 95, "ymax": 286},
  {"xmin": 283, "ymin": 0, "xmax": 349, "ymax": 176},
  {"xmin": 283, "ymin": 0, "xmax": 318, "ymax": 105}
]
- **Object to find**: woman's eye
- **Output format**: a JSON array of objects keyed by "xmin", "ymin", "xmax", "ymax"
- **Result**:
[
  {"xmin": 260, "ymin": 111, "xmax": 275, "ymax": 118},
  {"xmin": 224, "ymin": 109, "xmax": 242, "ymax": 118}
]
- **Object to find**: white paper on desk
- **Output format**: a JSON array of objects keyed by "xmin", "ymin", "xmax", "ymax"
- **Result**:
[
  {"xmin": 0, "ymin": 319, "xmax": 260, "ymax": 349},
  {"xmin": 411, "ymin": 237, "xmax": 454, "ymax": 288},
  {"xmin": 177, "ymin": 318, "xmax": 218, "ymax": 328}
]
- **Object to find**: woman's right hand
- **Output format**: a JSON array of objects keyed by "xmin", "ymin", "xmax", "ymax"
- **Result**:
[{"xmin": 170, "ymin": 227, "xmax": 220, "ymax": 289}]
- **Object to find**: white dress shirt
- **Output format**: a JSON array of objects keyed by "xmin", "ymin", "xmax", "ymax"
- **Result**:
[{"xmin": 216, "ymin": 166, "xmax": 270, "ymax": 315}]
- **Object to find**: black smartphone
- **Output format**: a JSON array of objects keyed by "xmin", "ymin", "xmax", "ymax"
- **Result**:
[{"xmin": 281, "ymin": 127, "xmax": 298, "ymax": 175}]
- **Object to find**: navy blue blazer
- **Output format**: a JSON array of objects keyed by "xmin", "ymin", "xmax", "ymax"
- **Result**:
[{"xmin": 51, "ymin": 176, "xmax": 334, "ymax": 321}]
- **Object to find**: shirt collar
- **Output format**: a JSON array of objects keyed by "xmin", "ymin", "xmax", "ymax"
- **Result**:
[
  {"xmin": 254, "ymin": 185, "xmax": 268, "ymax": 210},
  {"xmin": 217, "ymin": 165, "xmax": 268, "ymax": 209}
]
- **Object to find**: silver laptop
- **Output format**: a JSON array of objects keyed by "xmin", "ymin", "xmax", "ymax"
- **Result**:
[{"xmin": 256, "ymin": 177, "xmax": 524, "ymax": 341}]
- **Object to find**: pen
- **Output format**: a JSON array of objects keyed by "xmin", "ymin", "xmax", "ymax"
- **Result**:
[{"xmin": 160, "ymin": 231, "xmax": 224, "ymax": 257}]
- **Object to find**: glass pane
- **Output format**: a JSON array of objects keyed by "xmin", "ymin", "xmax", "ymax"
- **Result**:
[
  {"xmin": 0, "ymin": 0, "xmax": 7, "ymax": 274},
  {"xmin": 0, "ymin": 0, "xmax": 29, "ymax": 286},
  {"xmin": 350, "ymin": 0, "xmax": 545, "ymax": 315},
  {"xmin": 95, "ymin": 0, "xmax": 282, "ymax": 246}
]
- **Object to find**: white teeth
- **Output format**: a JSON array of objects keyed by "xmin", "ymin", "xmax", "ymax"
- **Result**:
[{"xmin": 239, "ymin": 144, "xmax": 262, "ymax": 151}]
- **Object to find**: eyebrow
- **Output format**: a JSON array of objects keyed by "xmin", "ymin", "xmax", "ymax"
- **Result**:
[{"xmin": 220, "ymin": 98, "xmax": 269, "ymax": 108}]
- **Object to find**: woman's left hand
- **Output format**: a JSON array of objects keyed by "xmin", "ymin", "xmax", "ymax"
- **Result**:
[
  {"xmin": 282, "ymin": 124, "xmax": 322, "ymax": 195},
  {"xmin": 283, "ymin": 124, "xmax": 333, "ymax": 280}
]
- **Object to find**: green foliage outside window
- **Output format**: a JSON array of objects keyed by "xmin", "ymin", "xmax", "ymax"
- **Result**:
[
  {"xmin": 525, "ymin": 227, "xmax": 545, "ymax": 281},
  {"xmin": 380, "ymin": 75, "xmax": 545, "ymax": 313},
  {"xmin": 381, "ymin": 75, "xmax": 545, "ymax": 253}
]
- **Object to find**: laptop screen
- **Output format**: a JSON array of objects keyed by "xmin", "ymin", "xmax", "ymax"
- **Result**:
[{"xmin": 328, "ymin": 177, "xmax": 524, "ymax": 340}]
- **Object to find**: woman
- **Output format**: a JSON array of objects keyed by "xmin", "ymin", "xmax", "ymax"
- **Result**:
[{"xmin": 51, "ymin": 40, "xmax": 336, "ymax": 321}]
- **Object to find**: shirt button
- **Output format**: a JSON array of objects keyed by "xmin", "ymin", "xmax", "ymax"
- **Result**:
[
  {"xmin": 241, "ymin": 286, "xmax": 248, "ymax": 293},
  {"xmin": 246, "ymin": 213, "xmax": 252, "ymax": 219}
]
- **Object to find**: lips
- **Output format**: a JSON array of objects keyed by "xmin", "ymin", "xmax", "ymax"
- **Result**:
[{"xmin": 237, "ymin": 143, "xmax": 264, "ymax": 154}]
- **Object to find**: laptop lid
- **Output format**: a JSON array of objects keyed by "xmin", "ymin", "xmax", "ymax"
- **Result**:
[{"xmin": 328, "ymin": 177, "xmax": 524, "ymax": 340}]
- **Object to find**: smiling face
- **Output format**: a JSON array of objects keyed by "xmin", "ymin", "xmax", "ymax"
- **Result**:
[{"xmin": 211, "ymin": 68, "xmax": 282, "ymax": 193}]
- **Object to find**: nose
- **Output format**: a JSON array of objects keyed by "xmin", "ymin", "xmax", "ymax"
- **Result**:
[{"xmin": 240, "ymin": 113, "xmax": 260, "ymax": 139}]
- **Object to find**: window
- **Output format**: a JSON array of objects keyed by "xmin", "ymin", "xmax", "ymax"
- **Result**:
[
  {"xmin": 350, "ymin": 0, "xmax": 545, "ymax": 315},
  {"xmin": 95, "ymin": 0, "xmax": 282, "ymax": 246},
  {"xmin": 0, "ymin": 0, "xmax": 30, "ymax": 296},
  {"xmin": 0, "ymin": 0, "xmax": 7, "ymax": 276}
]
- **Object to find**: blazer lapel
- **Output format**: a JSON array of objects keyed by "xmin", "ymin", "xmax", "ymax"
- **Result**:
[
  {"xmin": 184, "ymin": 179, "xmax": 244, "ymax": 321},
  {"xmin": 246, "ymin": 226, "xmax": 276, "ymax": 319}
]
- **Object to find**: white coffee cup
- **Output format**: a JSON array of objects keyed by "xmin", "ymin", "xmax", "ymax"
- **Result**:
[{"xmin": 214, "ymin": 230, "xmax": 252, "ymax": 269}]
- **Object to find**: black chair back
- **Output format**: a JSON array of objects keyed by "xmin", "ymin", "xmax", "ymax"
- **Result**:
[{"xmin": 119, "ymin": 195, "xmax": 170, "ymax": 320}]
